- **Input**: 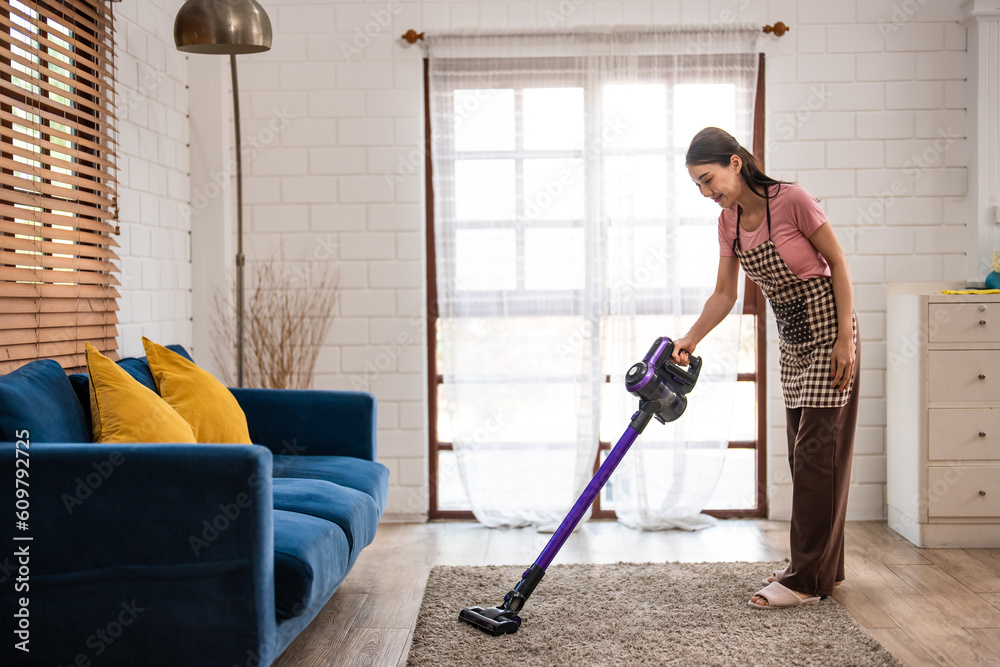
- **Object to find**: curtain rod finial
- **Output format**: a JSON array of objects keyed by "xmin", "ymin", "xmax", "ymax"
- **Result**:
[
  {"xmin": 402, "ymin": 29, "xmax": 425, "ymax": 45},
  {"xmin": 763, "ymin": 21, "xmax": 790, "ymax": 37}
]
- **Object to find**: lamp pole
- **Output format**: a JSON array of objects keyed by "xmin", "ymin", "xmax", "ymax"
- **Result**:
[
  {"xmin": 231, "ymin": 54, "xmax": 245, "ymax": 387},
  {"xmin": 173, "ymin": 0, "xmax": 272, "ymax": 388}
]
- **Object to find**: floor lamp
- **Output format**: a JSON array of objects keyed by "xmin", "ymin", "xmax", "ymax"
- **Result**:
[{"xmin": 173, "ymin": 0, "xmax": 272, "ymax": 387}]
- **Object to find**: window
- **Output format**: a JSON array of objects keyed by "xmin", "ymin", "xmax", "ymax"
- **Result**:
[
  {"xmin": 0, "ymin": 0, "xmax": 120, "ymax": 373},
  {"xmin": 427, "ymin": 53, "xmax": 766, "ymax": 520}
]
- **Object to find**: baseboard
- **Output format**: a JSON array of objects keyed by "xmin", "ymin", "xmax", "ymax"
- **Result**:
[
  {"xmin": 889, "ymin": 505, "xmax": 1000, "ymax": 547},
  {"xmin": 380, "ymin": 512, "xmax": 429, "ymax": 523}
]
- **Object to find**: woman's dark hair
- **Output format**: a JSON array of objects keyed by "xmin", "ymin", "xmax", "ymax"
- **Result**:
[{"xmin": 685, "ymin": 127, "xmax": 787, "ymax": 199}]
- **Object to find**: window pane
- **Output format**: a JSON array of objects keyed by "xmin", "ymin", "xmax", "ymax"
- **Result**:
[
  {"xmin": 443, "ymin": 382, "xmax": 585, "ymax": 443},
  {"xmin": 454, "ymin": 88, "xmax": 515, "ymax": 152},
  {"xmin": 437, "ymin": 383, "xmax": 454, "ymax": 443},
  {"xmin": 524, "ymin": 227, "xmax": 585, "ymax": 290},
  {"xmin": 730, "ymin": 381, "xmax": 757, "ymax": 442},
  {"xmin": 673, "ymin": 83, "xmax": 737, "ymax": 148},
  {"xmin": 605, "ymin": 155, "xmax": 667, "ymax": 220},
  {"xmin": 454, "ymin": 229, "xmax": 516, "ymax": 290},
  {"xmin": 454, "ymin": 159, "xmax": 515, "ymax": 221},
  {"xmin": 523, "ymin": 158, "xmax": 585, "ymax": 221},
  {"xmin": 440, "ymin": 316, "xmax": 594, "ymax": 378},
  {"xmin": 600, "ymin": 447, "xmax": 755, "ymax": 511},
  {"xmin": 606, "ymin": 225, "xmax": 668, "ymax": 294},
  {"xmin": 603, "ymin": 83, "xmax": 667, "ymax": 149},
  {"xmin": 524, "ymin": 87, "xmax": 584, "ymax": 151},
  {"xmin": 599, "ymin": 381, "xmax": 628, "ymax": 444},
  {"xmin": 675, "ymin": 224, "xmax": 718, "ymax": 289},
  {"xmin": 436, "ymin": 448, "xmax": 470, "ymax": 510},
  {"xmin": 705, "ymin": 448, "xmax": 756, "ymax": 510},
  {"xmin": 737, "ymin": 315, "xmax": 756, "ymax": 375}
]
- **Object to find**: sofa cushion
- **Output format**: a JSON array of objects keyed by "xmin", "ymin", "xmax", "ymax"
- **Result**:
[
  {"xmin": 121, "ymin": 344, "xmax": 199, "ymax": 392},
  {"xmin": 273, "ymin": 509, "xmax": 350, "ymax": 619},
  {"xmin": 142, "ymin": 337, "xmax": 252, "ymax": 444},
  {"xmin": 273, "ymin": 478, "xmax": 379, "ymax": 558},
  {"xmin": 68, "ymin": 344, "xmax": 196, "ymax": 435},
  {"xmin": 85, "ymin": 342, "xmax": 197, "ymax": 444},
  {"xmin": 273, "ymin": 455, "xmax": 390, "ymax": 512},
  {"xmin": 0, "ymin": 359, "xmax": 90, "ymax": 443}
]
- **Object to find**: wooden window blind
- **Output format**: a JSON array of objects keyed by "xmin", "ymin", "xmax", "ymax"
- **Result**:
[{"xmin": 0, "ymin": 0, "xmax": 119, "ymax": 373}]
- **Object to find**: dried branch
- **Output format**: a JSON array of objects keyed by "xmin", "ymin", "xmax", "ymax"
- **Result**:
[{"xmin": 212, "ymin": 250, "xmax": 339, "ymax": 389}]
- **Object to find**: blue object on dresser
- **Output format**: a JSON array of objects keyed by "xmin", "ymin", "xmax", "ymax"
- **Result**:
[{"xmin": 0, "ymin": 348, "xmax": 389, "ymax": 667}]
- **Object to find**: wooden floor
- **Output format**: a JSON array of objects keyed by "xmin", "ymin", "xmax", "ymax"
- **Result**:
[{"xmin": 272, "ymin": 520, "xmax": 1000, "ymax": 667}]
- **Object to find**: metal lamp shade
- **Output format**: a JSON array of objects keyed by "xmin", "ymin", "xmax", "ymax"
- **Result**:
[{"xmin": 174, "ymin": 0, "xmax": 272, "ymax": 54}]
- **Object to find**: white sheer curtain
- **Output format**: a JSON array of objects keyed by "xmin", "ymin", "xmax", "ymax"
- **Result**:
[{"xmin": 427, "ymin": 25, "xmax": 759, "ymax": 530}]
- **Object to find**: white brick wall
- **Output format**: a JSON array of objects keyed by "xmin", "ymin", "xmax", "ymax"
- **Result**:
[
  {"xmin": 114, "ymin": 0, "xmax": 191, "ymax": 358},
  {"xmin": 182, "ymin": 0, "xmax": 974, "ymax": 523},
  {"xmin": 763, "ymin": 0, "xmax": 969, "ymax": 521}
]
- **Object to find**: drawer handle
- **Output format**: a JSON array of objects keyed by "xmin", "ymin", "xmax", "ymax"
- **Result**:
[
  {"xmin": 981, "ymin": 490, "xmax": 987, "ymax": 497},
  {"xmin": 981, "ymin": 305, "xmax": 988, "ymax": 312},
  {"xmin": 981, "ymin": 431, "xmax": 988, "ymax": 438},
  {"xmin": 981, "ymin": 320, "xmax": 988, "ymax": 326},
  {"xmin": 980, "ymin": 374, "xmax": 987, "ymax": 380}
]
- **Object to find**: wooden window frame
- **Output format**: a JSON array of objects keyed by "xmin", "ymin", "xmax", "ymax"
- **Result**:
[{"xmin": 427, "ymin": 54, "xmax": 768, "ymax": 521}]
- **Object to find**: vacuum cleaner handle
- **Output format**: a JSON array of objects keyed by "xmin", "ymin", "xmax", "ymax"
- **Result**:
[
  {"xmin": 683, "ymin": 353, "xmax": 703, "ymax": 383},
  {"xmin": 661, "ymin": 348, "xmax": 701, "ymax": 396}
]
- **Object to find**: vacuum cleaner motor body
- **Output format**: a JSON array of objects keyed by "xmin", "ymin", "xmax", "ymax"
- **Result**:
[{"xmin": 624, "ymin": 337, "xmax": 701, "ymax": 423}]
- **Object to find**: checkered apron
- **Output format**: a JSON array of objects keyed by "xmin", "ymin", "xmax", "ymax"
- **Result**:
[{"xmin": 733, "ymin": 194, "xmax": 857, "ymax": 409}]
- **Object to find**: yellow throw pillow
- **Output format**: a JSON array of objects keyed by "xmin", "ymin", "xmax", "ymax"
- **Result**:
[
  {"xmin": 142, "ymin": 337, "xmax": 252, "ymax": 444},
  {"xmin": 85, "ymin": 342, "xmax": 197, "ymax": 444}
]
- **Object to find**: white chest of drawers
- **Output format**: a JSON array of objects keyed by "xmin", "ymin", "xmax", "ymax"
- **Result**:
[{"xmin": 887, "ymin": 284, "xmax": 1000, "ymax": 547}]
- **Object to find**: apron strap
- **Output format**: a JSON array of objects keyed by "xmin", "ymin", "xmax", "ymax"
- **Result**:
[{"xmin": 733, "ymin": 185, "xmax": 773, "ymax": 254}]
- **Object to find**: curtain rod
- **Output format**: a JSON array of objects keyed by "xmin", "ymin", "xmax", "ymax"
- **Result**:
[{"xmin": 401, "ymin": 22, "xmax": 789, "ymax": 45}]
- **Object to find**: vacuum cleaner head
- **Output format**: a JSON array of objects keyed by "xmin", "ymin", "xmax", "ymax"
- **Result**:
[
  {"xmin": 459, "ymin": 564, "xmax": 543, "ymax": 635},
  {"xmin": 624, "ymin": 337, "xmax": 702, "ymax": 423},
  {"xmin": 458, "ymin": 605, "xmax": 520, "ymax": 636}
]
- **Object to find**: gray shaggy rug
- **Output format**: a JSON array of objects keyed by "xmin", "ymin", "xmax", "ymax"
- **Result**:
[{"xmin": 406, "ymin": 561, "xmax": 901, "ymax": 666}]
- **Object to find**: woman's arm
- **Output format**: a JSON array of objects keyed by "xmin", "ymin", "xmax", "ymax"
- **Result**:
[
  {"xmin": 808, "ymin": 222, "xmax": 856, "ymax": 392},
  {"xmin": 670, "ymin": 255, "xmax": 741, "ymax": 365}
]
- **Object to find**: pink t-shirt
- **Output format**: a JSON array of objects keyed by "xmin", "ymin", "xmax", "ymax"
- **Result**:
[{"xmin": 718, "ymin": 183, "xmax": 831, "ymax": 280}]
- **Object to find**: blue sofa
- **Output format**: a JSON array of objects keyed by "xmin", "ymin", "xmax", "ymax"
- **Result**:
[{"xmin": 0, "ymin": 347, "xmax": 389, "ymax": 666}]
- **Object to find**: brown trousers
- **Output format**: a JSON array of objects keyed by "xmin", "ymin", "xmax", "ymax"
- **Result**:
[{"xmin": 778, "ymin": 335, "xmax": 860, "ymax": 597}]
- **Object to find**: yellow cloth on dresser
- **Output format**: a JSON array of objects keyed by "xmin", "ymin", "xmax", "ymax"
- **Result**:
[
  {"xmin": 142, "ymin": 337, "xmax": 252, "ymax": 444},
  {"xmin": 940, "ymin": 289, "xmax": 1000, "ymax": 294},
  {"xmin": 86, "ymin": 342, "xmax": 197, "ymax": 444}
]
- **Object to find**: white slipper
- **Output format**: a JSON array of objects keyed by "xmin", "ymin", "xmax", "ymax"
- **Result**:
[{"xmin": 748, "ymin": 581, "xmax": 820, "ymax": 610}]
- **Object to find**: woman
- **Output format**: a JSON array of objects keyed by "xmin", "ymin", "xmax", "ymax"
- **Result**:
[{"xmin": 672, "ymin": 127, "xmax": 859, "ymax": 609}]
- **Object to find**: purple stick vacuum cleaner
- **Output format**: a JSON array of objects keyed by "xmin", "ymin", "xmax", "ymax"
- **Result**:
[{"xmin": 458, "ymin": 336, "xmax": 702, "ymax": 636}]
